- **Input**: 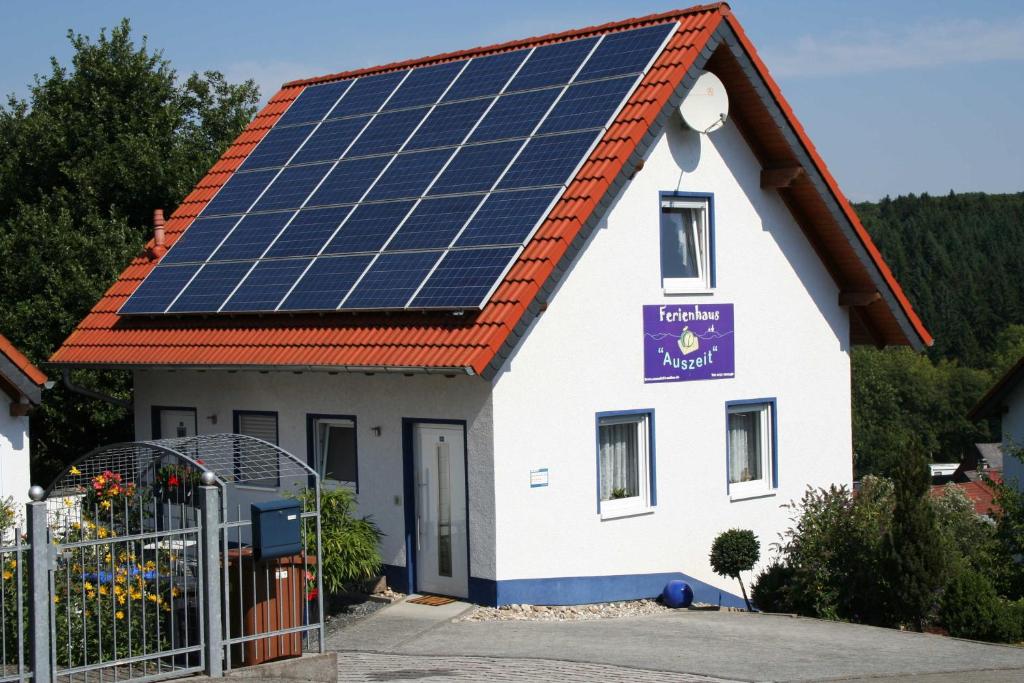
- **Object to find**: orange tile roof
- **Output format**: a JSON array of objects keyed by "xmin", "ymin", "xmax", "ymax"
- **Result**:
[
  {"xmin": 49, "ymin": 3, "xmax": 930, "ymax": 377},
  {"xmin": 0, "ymin": 333, "xmax": 47, "ymax": 387},
  {"xmin": 931, "ymin": 473, "xmax": 1002, "ymax": 517}
]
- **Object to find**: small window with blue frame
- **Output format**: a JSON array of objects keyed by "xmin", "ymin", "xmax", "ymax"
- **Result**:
[{"xmin": 660, "ymin": 195, "xmax": 712, "ymax": 293}]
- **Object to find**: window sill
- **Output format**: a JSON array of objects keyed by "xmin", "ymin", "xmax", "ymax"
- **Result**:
[
  {"xmin": 729, "ymin": 488, "xmax": 776, "ymax": 503},
  {"xmin": 662, "ymin": 286, "xmax": 714, "ymax": 296},
  {"xmin": 600, "ymin": 506, "xmax": 655, "ymax": 521}
]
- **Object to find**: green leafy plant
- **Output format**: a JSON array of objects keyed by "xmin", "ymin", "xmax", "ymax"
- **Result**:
[
  {"xmin": 610, "ymin": 487, "xmax": 628, "ymax": 500},
  {"xmin": 940, "ymin": 568, "xmax": 1023, "ymax": 643},
  {"xmin": 751, "ymin": 561, "xmax": 795, "ymax": 614},
  {"xmin": 709, "ymin": 529, "xmax": 759, "ymax": 611},
  {"xmin": 296, "ymin": 488, "xmax": 383, "ymax": 594}
]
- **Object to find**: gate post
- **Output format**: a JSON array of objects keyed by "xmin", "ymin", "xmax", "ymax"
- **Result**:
[
  {"xmin": 27, "ymin": 485, "xmax": 51, "ymax": 683},
  {"xmin": 199, "ymin": 473, "xmax": 223, "ymax": 677}
]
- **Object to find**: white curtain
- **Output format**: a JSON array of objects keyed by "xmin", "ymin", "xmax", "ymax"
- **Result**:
[
  {"xmin": 729, "ymin": 411, "xmax": 761, "ymax": 483},
  {"xmin": 600, "ymin": 422, "xmax": 639, "ymax": 500}
]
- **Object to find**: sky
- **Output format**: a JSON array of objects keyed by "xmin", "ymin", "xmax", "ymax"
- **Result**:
[{"xmin": 1, "ymin": 1, "xmax": 1022, "ymax": 201}]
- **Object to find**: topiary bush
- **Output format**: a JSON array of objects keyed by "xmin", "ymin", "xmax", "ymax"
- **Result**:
[
  {"xmin": 710, "ymin": 528, "xmax": 759, "ymax": 611},
  {"xmin": 940, "ymin": 568, "xmax": 1023, "ymax": 643}
]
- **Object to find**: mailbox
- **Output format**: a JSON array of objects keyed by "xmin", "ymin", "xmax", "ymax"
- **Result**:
[{"xmin": 251, "ymin": 499, "xmax": 302, "ymax": 561}]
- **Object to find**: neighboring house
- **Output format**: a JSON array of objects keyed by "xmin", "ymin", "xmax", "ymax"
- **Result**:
[
  {"xmin": 970, "ymin": 356, "xmax": 1024, "ymax": 492},
  {"xmin": 0, "ymin": 334, "xmax": 48, "ymax": 506},
  {"xmin": 50, "ymin": 4, "xmax": 931, "ymax": 606},
  {"xmin": 930, "ymin": 444, "xmax": 1004, "ymax": 519}
]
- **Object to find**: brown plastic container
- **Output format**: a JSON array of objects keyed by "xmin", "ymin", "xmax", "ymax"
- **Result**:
[{"xmin": 226, "ymin": 548, "xmax": 315, "ymax": 666}]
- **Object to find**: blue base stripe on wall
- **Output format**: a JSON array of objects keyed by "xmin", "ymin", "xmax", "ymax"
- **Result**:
[{"xmin": 381, "ymin": 564, "xmax": 746, "ymax": 609}]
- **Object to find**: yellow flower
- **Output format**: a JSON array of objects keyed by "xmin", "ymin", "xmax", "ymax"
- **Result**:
[
  {"xmin": 145, "ymin": 561, "xmax": 156, "ymax": 572},
  {"xmin": 70, "ymin": 466, "xmax": 81, "ymax": 475},
  {"xmin": 64, "ymin": 498, "xmax": 74, "ymax": 508},
  {"xmin": 113, "ymin": 585, "xmax": 124, "ymax": 596},
  {"xmin": 86, "ymin": 591, "xmax": 96, "ymax": 600},
  {"xmin": 147, "ymin": 594, "xmax": 158, "ymax": 603},
  {"xmin": 6, "ymin": 560, "xmax": 15, "ymax": 569},
  {"xmin": 115, "ymin": 610, "xmax": 124, "ymax": 620},
  {"xmin": 117, "ymin": 595, "xmax": 126, "ymax": 605},
  {"xmin": 171, "ymin": 587, "xmax": 182, "ymax": 598},
  {"xmin": 2, "ymin": 571, "xmax": 12, "ymax": 581},
  {"xmin": 99, "ymin": 500, "xmax": 111, "ymax": 510},
  {"xmin": 129, "ymin": 588, "xmax": 142, "ymax": 600},
  {"xmin": 83, "ymin": 581, "xmax": 94, "ymax": 591},
  {"xmin": 70, "ymin": 522, "xmax": 80, "ymax": 531},
  {"xmin": 115, "ymin": 574, "xmax": 126, "ymax": 585},
  {"xmin": 99, "ymin": 585, "xmax": 109, "ymax": 596},
  {"xmin": 52, "ymin": 596, "xmax": 59, "ymax": 604}
]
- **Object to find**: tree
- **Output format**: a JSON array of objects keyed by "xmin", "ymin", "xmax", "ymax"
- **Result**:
[
  {"xmin": 709, "ymin": 529, "xmax": 760, "ymax": 611},
  {"xmin": 0, "ymin": 19, "xmax": 259, "ymax": 483},
  {"xmin": 881, "ymin": 451, "xmax": 946, "ymax": 630}
]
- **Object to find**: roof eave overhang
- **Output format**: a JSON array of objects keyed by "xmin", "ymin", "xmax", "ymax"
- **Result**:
[
  {"xmin": 969, "ymin": 356, "xmax": 1024, "ymax": 421},
  {"xmin": 0, "ymin": 353, "xmax": 42, "ymax": 404},
  {"xmin": 47, "ymin": 361, "xmax": 476, "ymax": 377}
]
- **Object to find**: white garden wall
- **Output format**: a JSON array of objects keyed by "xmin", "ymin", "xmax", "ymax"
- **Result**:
[
  {"xmin": 489, "ymin": 118, "xmax": 852, "ymax": 601},
  {"xmin": 0, "ymin": 410, "xmax": 31, "ymax": 507}
]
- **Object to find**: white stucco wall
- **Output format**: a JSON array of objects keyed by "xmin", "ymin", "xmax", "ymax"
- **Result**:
[
  {"xmin": 0, "ymin": 410, "xmax": 31, "ymax": 507},
  {"xmin": 133, "ymin": 371, "xmax": 495, "ymax": 578},
  {"xmin": 489, "ymin": 117, "xmax": 852, "ymax": 595},
  {"xmin": 1002, "ymin": 382, "xmax": 1024, "ymax": 491}
]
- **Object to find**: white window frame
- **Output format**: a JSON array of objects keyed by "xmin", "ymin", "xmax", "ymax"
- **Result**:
[
  {"xmin": 726, "ymin": 402, "xmax": 774, "ymax": 501},
  {"xmin": 660, "ymin": 197, "xmax": 712, "ymax": 294},
  {"xmin": 312, "ymin": 417, "xmax": 358, "ymax": 490},
  {"xmin": 597, "ymin": 412, "xmax": 653, "ymax": 519}
]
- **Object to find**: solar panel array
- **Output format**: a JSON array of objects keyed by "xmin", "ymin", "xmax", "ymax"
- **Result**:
[{"xmin": 121, "ymin": 22, "xmax": 676, "ymax": 315}]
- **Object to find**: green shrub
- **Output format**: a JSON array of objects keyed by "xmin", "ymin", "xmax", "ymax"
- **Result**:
[
  {"xmin": 751, "ymin": 561, "xmax": 795, "ymax": 613},
  {"xmin": 940, "ymin": 568, "xmax": 1023, "ymax": 643},
  {"xmin": 297, "ymin": 488, "xmax": 383, "ymax": 595},
  {"xmin": 710, "ymin": 529, "xmax": 759, "ymax": 611}
]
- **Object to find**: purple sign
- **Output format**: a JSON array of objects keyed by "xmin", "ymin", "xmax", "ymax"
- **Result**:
[{"xmin": 643, "ymin": 304, "xmax": 735, "ymax": 383}]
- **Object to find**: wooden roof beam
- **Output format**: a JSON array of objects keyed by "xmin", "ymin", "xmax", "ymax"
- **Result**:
[{"xmin": 839, "ymin": 290, "xmax": 881, "ymax": 307}]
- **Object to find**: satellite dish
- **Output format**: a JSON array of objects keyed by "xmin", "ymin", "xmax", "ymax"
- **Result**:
[{"xmin": 680, "ymin": 71, "xmax": 729, "ymax": 134}]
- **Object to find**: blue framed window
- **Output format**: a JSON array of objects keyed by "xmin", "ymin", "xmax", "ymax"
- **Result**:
[
  {"xmin": 595, "ymin": 409, "xmax": 656, "ymax": 517},
  {"xmin": 725, "ymin": 399, "xmax": 778, "ymax": 499},
  {"xmin": 659, "ymin": 192, "xmax": 715, "ymax": 293},
  {"xmin": 233, "ymin": 410, "xmax": 280, "ymax": 488},
  {"xmin": 306, "ymin": 414, "xmax": 359, "ymax": 491}
]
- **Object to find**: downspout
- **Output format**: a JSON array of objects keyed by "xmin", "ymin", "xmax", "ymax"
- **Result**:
[{"xmin": 61, "ymin": 368, "xmax": 132, "ymax": 409}]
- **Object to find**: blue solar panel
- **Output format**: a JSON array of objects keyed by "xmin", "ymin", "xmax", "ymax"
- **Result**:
[
  {"xmin": 386, "ymin": 61, "xmax": 465, "ymax": 110},
  {"xmin": 276, "ymin": 81, "xmax": 351, "ymax": 127},
  {"xmin": 468, "ymin": 88, "xmax": 560, "ymax": 143},
  {"xmin": 290, "ymin": 116, "xmax": 370, "ymax": 166},
  {"xmin": 210, "ymin": 211, "xmax": 293, "ymax": 261},
  {"xmin": 576, "ymin": 24, "xmax": 673, "ymax": 81},
  {"xmin": 222, "ymin": 258, "xmax": 312, "ymax": 311},
  {"xmin": 250, "ymin": 163, "xmax": 331, "ymax": 212},
  {"xmin": 202, "ymin": 169, "xmax": 277, "ymax": 216},
  {"xmin": 265, "ymin": 205, "xmax": 353, "ymax": 258},
  {"xmin": 506, "ymin": 37, "xmax": 598, "ymax": 91},
  {"xmin": 428, "ymin": 140, "xmax": 521, "ymax": 196},
  {"xmin": 322, "ymin": 201, "xmax": 414, "ymax": 254},
  {"xmin": 443, "ymin": 51, "xmax": 526, "ymax": 102},
  {"xmin": 239, "ymin": 123, "xmax": 315, "ymax": 171},
  {"xmin": 385, "ymin": 195, "xmax": 485, "ymax": 251},
  {"xmin": 119, "ymin": 264, "xmax": 201, "ymax": 314},
  {"xmin": 454, "ymin": 188, "xmax": 559, "ymax": 247},
  {"xmin": 167, "ymin": 261, "xmax": 253, "ymax": 313},
  {"xmin": 342, "ymin": 250, "xmax": 443, "ymax": 309},
  {"xmin": 365, "ymin": 148, "xmax": 452, "ymax": 201},
  {"xmin": 538, "ymin": 76, "xmax": 635, "ymax": 134},
  {"xmin": 346, "ymin": 107, "xmax": 429, "ymax": 157},
  {"xmin": 406, "ymin": 98, "xmax": 493, "ymax": 151},
  {"xmin": 124, "ymin": 25, "xmax": 672, "ymax": 316},
  {"xmin": 411, "ymin": 246, "xmax": 519, "ymax": 308},
  {"xmin": 307, "ymin": 156, "xmax": 390, "ymax": 206},
  {"xmin": 497, "ymin": 130, "xmax": 598, "ymax": 189},
  {"xmin": 161, "ymin": 216, "xmax": 239, "ymax": 264},
  {"xmin": 329, "ymin": 71, "xmax": 408, "ymax": 118},
  {"xmin": 279, "ymin": 254, "xmax": 373, "ymax": 311}
]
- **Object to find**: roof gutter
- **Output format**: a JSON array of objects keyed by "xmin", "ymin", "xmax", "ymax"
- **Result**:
[
  {"xmin": 61, "ymin": 368, "xmax": 132, "ymax": 409},
  {"xmin": 54, "ymin": 363, "xmax": 476, "ymax": 377}
]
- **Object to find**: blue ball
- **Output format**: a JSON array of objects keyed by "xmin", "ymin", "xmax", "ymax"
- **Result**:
[{"xmin": 662, "ymin": 580, "xmax": 694, "ymax": 608}]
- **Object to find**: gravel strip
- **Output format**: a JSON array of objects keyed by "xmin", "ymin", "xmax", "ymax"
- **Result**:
[{"xmin": 460, "ymin": 599, "xmax": 740, "ymax": 622}]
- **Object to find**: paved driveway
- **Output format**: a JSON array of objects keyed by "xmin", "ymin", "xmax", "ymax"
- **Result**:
[{"xmin": 328, "ymin": 600, "xmax": 1024, "ymax": 682}]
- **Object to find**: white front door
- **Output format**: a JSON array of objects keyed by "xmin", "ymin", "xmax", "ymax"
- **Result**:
[
  {"xmin": 414, "ymin": 424, "xmax": 468, "ymax": 598},
  {"xmin": 159, "ymin": 409, "xmax": 196, "ymax": 439}
]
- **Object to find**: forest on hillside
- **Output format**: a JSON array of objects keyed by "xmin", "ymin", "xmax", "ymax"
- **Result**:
[{"xmin": 852, "ymin": 192, "xmax": 1024, "ymax": 476}]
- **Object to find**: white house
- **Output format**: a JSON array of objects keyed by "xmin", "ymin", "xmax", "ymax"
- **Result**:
[
  {"xmin": 51, "ymin": 4, "xmax": 931, "ymax": 606},
  {"xmin": 0, "ymin": 334, "xmax": 48, "ymax": 507},
  {"xmin": 970, "ymin": 357, "xmax": 1024, "ymax": 492}
]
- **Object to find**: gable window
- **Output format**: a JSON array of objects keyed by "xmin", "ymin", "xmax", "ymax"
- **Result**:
[
  {"xmin": 726, "ymin": 400, "xmax": 777, "ymax": 500},
  {"xmin": 234, "ymin": 410, "xmax": 280, "ymax": 488},
  {"xmin": 660, "ymin": 195, "xmax": 712, "ymax": 293},
  {"xmin": 309, "ymin": 415, "xmax": 358, "ymax": 490},
  {"xmin": 596, "ymin": 410, "xmax": 655, "ymax": 518}
]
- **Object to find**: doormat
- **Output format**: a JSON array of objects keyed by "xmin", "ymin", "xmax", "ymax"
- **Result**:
[{"xmin": 408, "ymin": 594, "xmax": 456, "ymax": 606}]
